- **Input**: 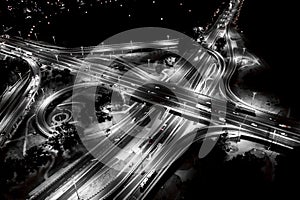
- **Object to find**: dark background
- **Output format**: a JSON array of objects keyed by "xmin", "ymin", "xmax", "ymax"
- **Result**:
[{"xmin": 239, "ymin": 0, "xmax": 299, "ymax": 114}]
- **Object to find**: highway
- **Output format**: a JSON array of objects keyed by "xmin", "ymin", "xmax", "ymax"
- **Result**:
[
  {"xmin": 0, "ymin": 50, "xmax": 41, "ymax": 147},
  {"xmin": 1, "ymin": 0, "xmax": 300, "ymax": 199},
  {"xmin": 4, "ymin": 35, "xmax": 179, "ymax": 57},
  {"xmin": 32, "ymin": 36, "xmax": 226, "ymax": 199}
]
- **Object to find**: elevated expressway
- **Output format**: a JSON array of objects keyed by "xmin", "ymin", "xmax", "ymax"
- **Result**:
[
  {"xmin": 1, "ymin": 0, "xmax": 300, "ymax": 199},
  {"xmin": 0, "ymin": 48, "xmax": 41, "ymax": 147}
]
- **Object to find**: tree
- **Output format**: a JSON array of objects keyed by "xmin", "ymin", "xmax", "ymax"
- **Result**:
[
  {"xmin": 155, "ymin": 64, "xmax": 164, "ymax": 74},
  {"xmin": 215, "ymin": 37, "xmax": 226, "ymax": 52}
]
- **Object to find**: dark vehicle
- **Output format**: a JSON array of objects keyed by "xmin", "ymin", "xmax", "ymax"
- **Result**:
[{"xmin": 234, "ymin": 106, "xmax": 256, "ymax": 117}]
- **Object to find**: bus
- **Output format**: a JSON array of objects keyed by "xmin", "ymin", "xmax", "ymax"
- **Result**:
[{"xmin": 139, "ymin": 170, "xmax": 157, "ymax": 192}]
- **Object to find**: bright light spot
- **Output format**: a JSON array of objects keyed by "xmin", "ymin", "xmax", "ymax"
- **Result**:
[
  {"xmin": 219, "ymin": 117, "xmax": 226, "ymax": 122},
  {"xmin": 251, "ymin": 123, "xmax": 257, "ymax": 127},
  {"xmin": 280, "ymin": 132, "xmax": 287, "ymax": 136},
  {"xmin": 160, "ymin": 17, "xmax": 163, "ymax": 21},
  {"xmin": 196, "ymin": 103, "xmax": 211, "ymax": 112}
]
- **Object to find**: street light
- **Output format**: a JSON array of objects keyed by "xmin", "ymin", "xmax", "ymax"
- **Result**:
[
  {"xmin": 251, "ymin": 92, "xmax": 257, "ymax": 105},
  {"xmin": 34, "ymin": 33, "xmax": 38, "ymax": 41},
  {"xmin": 81, "ymin": 46, "xmax": 84, "ymax": 56},
  {"xmin": 268, "ymin": 129, "xmax": 277, "ymax": 150},
  {"xmin": 52, "ymin": 35, "xmax": 56, "ymax": 44},
  {"xmin": 18, "ymin": 72, "xmax": 22, "ymax": 80},
  {"xmin": 240, "ymin": 47, "xmax": 245, "ymax": 65}
]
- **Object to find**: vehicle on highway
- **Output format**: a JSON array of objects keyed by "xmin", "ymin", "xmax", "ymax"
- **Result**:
[
  {"xmin": 219, "ymin": 117, "xmax": 226, "ymax": 123},
  {"xmin": 160, "ymin": 123, "xmax": 167, "ymax": 131},
  {"xmin": 234, "ymin": 105, "xmax": 256, "ymax": 117},
  {"xmin": 279, "ymin": 124, "xmax": 291, "ymax": 129},
  {"xmin": 139, "ymin": 170, "xmax": 157, "ymax": 192},
  {"xmin": 251, "ymin": 123, "xmax": 257, "ymax": 127}
]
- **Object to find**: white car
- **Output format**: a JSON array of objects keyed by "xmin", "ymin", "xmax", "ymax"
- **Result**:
[
  {"xmin": 219, "ymin": 117, "xmax": 226, "ymax": 123},
  {"xmin": 279, "ymin": 124, "xmax": 291, "ymax": 129},
  {"xmin": 251, "ymin": 123, "xmax": 257, "ymax": 127}
]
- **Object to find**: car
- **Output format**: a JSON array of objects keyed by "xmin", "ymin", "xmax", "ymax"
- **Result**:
[
  {"xmin": 280, "ymin": 132, "xmax": 287, "ymax": 136},
  {"xmin": 251, "ymin": 123, "xmax": 257, "ymax": 127},
  {"xmin": 24, "ymin": 51, "xmax": 32, "ymax": 56},
  {"xmin": 234, "ymin": 106, "xmax": 256, "ymax": 117},
  {"xmin": 161, "ymin": 123, "xmax": 167, "ymax": 131},
  {"xmin": 279, "ymin": 124, "xmax": 291, "ymax": 129},
  {"xmin": 219, "ymin": 117, "xmax": 226, "ymax": 123}
]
